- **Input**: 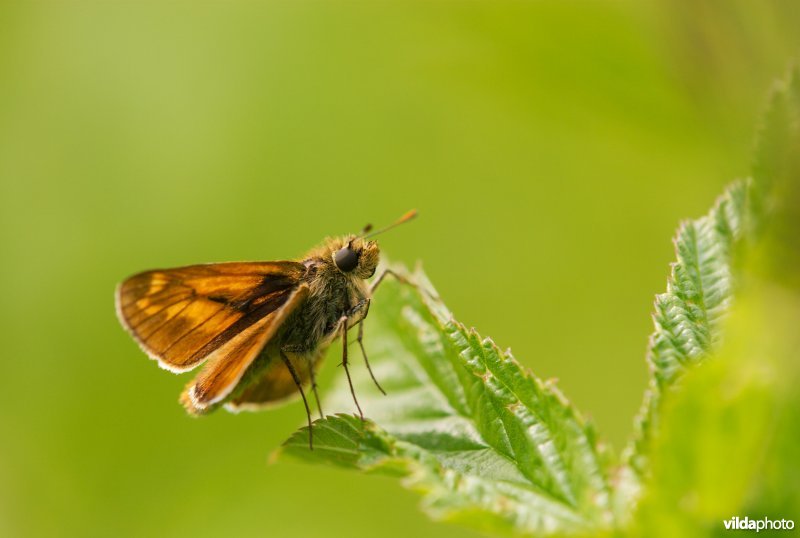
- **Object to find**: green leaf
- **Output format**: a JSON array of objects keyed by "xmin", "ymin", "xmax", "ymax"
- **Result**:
[
  {"xmin": 632, "ymin": 68, "xmax": 800, "ymax": 535},
  {"xmin": 633, "ymin": 287, "xmax": 800, "ymax": 536},
  {"xmin": 625, "ymin": 68, "xmax": 800, "ymax": 482},
  {"xmin": 280, "ymin": 269, "xmax": 614, "ymax": 537},
  {"xmin": 624, "ymin": 179, "xmax": 749, "ymax": 478}
]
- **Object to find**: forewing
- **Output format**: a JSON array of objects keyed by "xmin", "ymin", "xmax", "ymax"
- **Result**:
[
  {"xmin": 182, "ymin": 284, "xmax": 310, "ymax": 412},
  {"xmin": 115, "ymin": 261, "xmax": 305, "ymax": 372}
]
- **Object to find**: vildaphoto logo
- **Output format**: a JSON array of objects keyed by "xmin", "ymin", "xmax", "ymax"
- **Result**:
[{"xmin": 723, "ymin": 516, "xmax": 795, "ymax": 532}]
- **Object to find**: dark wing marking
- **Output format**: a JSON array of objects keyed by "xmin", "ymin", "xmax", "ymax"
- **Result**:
[{"xmin": 115, "ymin": 261, "xmax": 305, "ymax": 372}]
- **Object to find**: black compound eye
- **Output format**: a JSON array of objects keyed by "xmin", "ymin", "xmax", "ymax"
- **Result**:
[{"xmin": 334, "ymin": 247, "xmax": 359, "ymax": 272}]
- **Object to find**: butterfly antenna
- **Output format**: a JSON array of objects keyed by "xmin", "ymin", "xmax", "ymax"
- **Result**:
[{"xmin": 363, "ymin": 209, "xmax": 418, "ymax": 239}]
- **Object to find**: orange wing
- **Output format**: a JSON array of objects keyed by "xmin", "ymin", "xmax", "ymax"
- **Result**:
[
  {"xmin": 181, "ymin": 284, "xmax": 309, "ymax": 413},
  {"xmin": 115, "ymin": 261, "xmax": 306, "ymax": 373}
]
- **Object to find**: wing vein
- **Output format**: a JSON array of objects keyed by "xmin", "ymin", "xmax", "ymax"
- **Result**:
[
  {"xmin": 128, "ymin": 296, "xmax": 193, "ymax": 331},
  {"xmin": 159, "ymin": 304, "xmax": 229, "ymax": 355},
  {"xmin": 122, "ymin": 289, "xmax": 191, "ymax": 309},
  {"xmin": 139, "ymin": 299, "xmax": 195, "ymax": 341}
]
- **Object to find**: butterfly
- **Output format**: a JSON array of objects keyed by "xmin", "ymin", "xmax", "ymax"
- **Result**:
[{"xmin": 115, "ymin": 210, "xmax": 417, "ymax": 448}]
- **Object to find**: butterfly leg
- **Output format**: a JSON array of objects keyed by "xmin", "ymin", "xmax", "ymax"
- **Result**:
[
  {"xmin": 354, "ymin": 299, "xmax": 386, "ymax": 395},
  {"xmin": 307, "ymin": 359, "xmax": 324, "ymax": 420},
  {"xmin": 339, "ymin": 314, "xmax": 365, "ymax": 420},
  {"xmin": 343, "ymin": 300, "xmax": 384, "ymax": 393},
  {"xmin": 280, "ymin": 349, "xmax": 314, "ymax": 450}
]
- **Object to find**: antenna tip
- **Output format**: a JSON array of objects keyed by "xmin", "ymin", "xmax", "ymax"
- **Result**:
[
  {"xmin": 362, "ymin": 209, "xmax": 418, "ymax": 239},
  {"xmin": 401, "ymin": 209, "xmax": 418, "ymax": 222}
]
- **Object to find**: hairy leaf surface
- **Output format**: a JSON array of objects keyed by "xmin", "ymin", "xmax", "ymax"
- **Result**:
[{"xmin": 282, "ymin": 269, "xmax": 613, "ymax": 536}]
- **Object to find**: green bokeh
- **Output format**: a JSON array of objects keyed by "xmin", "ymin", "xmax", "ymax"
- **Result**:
[{"xmin": 1, "ymin": 2, "xmax": 797, "ymax": 537}]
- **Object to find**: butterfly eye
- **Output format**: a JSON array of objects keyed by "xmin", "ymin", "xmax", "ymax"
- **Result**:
[{"xmin": 334, "ymin": 246, "xmax": 359, "ymax": 272}]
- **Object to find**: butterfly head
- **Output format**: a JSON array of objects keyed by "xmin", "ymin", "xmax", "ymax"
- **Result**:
[
  {"xmin": 330, "ymin": 210, "xmax": 417, "ymax": 279},
  {"xmin": 332, "ymin": 236, "xmax": 380, "ymax": 279}
]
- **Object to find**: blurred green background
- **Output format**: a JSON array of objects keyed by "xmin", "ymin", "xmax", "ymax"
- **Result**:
[{"xmin": 1, "ymin": 1, "xmax": 798, "ymax": 537}]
